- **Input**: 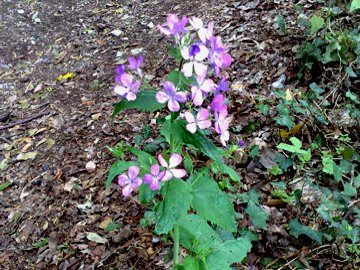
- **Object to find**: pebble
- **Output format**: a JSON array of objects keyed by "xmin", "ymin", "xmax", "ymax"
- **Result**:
[{"xmin": 85, "ymin": 161, "xmax": 96, "ymax": 173}]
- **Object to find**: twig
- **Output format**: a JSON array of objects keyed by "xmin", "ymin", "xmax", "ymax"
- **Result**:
[{"xmin": 0, "ymin": 111, "xmax": 52, "ymax": 131}]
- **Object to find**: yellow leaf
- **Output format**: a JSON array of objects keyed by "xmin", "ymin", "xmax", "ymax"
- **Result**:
[
  {"xmin": 285, "ymin": 88, "xmax": 293, "ymax": 101},
  {"xmin": 56, "ymin": 72, "xmax": 73, "ymax": 81},
  {"xmin": 277, "ymin": 122, "xmax": 305, "ymax": 139}
]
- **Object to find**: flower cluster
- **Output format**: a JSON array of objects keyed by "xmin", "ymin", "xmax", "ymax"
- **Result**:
[
  {"xmin": 156, "ymin": 14, "xmax": 232, "ymax": 146},
  {"xmin": 118, "ymin": 153, "xmax": 186, "ymax": 197},
  {"xmin": 114, "ymin": 56, "xmax": 143, "ymax": 101}
]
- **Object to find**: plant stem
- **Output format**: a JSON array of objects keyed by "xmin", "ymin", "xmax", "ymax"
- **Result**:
[{"xmin": 173, "ymin": 224, "xmax": 180, "ymax": 266}]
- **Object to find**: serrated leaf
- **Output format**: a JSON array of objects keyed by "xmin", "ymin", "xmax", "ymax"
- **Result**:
[
  {"xmin": 160, "ymin": 119, "xmax": 223, "ymax": 169},
  {"xmin": 310, "ymin": 15, "xmax": 324, "ymax": 34},
  {"xmin": 190, "ymin": 170, "xmax": 237, "ymax": 232},
  {"xmin": 86, "ymin": 232, "xmax": 108, "ymax": 244},
  {"xmin": 112, "ymin": 90, "xmax": 165, "ymax": 117},
  {"xmin": 179, "ymin": 214, "xmax": 222, "ymax": 256},
  {"xmin": 0, "ymin": 182, "xmax": 12, "ymax": 191},
  {"xmin": 245, "ymin": 200, "xmax": 268, "ymax": 229},
  {"xmin": 155, "ymin": 179, "xmax": 192, "ymax": 234},
  {"xmin": 350, "ymin": 0, "xmax": 360, "ymax": 11},
  {"xmin": 289, "ymin": 218, "xmax": 322, "ymax": 244},
  {"xmin": 106, "ymin": 160, "xmax": 137, "ymax": 189},
  {"xmin": 204, "ymin": 238, "xmax": 252, "ymax": 270}
]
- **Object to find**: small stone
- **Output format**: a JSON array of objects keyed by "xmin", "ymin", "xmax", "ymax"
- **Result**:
[
  {"xmin": 17, "ymin": 10, "xmax": 25, "ymax": 14},
  {"xmin": 86, "ymin": 161, "xmax": 96, "ymax": 173}
]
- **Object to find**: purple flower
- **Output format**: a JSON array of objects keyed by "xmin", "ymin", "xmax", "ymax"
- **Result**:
[
  {"xmin": 191, "ymin": 75, "xmax": 215, "ymax": 106},
  {"xmin": 214, "ymin": 107, "xmax": 231, "ymax": 146},
  {"xmin": 156, "ymin": 81, "xmax": 187, "ymax": 112},
  {"xmin": 217, "ymin": 78, "xmax": 229, "ymax": 93},
  {"xmin": 209, "ymin": 36, "xmax": 232, "ymax": 76},
  {"xmin": 118, "ymin": 166, "xmax": 142, "ymax": 197},
  {"xmin": 128, "ymin": 55, "xmax": 143, "ymax": 76},
  {"xmin": 238, "ymin": 140, "xmax": 245, "ymax": 147},
  {"xmin": 114, "ymin": 73, "xmax": 141, "ymax": 101},
  {"xmin": 143, "ymin": 164, "xmax": 165, "ymax": 190},
  {"xmin": 158, "ymin": 153, "xmax": 186, "ymax": 181},
  {"xmin": 157, "ymin": 14, "xmax": 188, "ymax": 37},
  {"xmin": 115, "ymin": 65, "xmax": 125, "ymax": 83},
  {"xmin": 211, "ymin": 94, "xmax": 226, "ymax": 112},
  {"xmin": 185, "ymin": 108, "xmax": 212, "ymax": 133},
  {"xmin": 181, "ymin": 44, "xmax": 209, "ymax": 77},
  {"xmin": 189, "ymin": 17, "xmax": 214, "ymax": 43}
]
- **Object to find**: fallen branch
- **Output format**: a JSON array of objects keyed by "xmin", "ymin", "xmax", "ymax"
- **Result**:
[{"xmin": 0, "ymin": 111, "xmax": 52, "ymax": 131}]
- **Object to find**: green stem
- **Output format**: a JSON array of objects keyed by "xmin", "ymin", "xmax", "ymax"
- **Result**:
[{"xmin": 173, "ymin": 224, "xmax": 180, "ymax": 266}]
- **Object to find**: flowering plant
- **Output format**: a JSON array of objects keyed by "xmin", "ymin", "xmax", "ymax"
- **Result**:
[{"xmin": 107, "ymin": 14, "xmax": 251, "ymax": 269}]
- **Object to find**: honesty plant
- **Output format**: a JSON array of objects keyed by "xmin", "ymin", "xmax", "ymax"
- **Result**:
[{"xmin": 108, "ymin": 14, "xmax": 251, "ymax": 269}]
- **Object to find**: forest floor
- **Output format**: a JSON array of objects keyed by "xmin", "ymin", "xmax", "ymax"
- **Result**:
[{"xmin": 0, "ymin": 0, "xmax": 359, "ymax": 269}]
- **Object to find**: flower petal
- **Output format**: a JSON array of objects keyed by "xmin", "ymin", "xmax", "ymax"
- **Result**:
[
  {"xmin": 132, "ymin": 177, "xmax": 142, "ymax": 189},
  {"xmin": 118, "ymin": 174, "xmax": 129, "ymax": 186},
  {"xmin": 120, "ymin": 73, "xmax": 133, "ymax": 87},
  {"xmin": 169, "ymin": 153, "xmax": 182, "ymax": 168},
  {"xmin": 150, "ymin": 164, "xmax": 160, "ymax": 176},
  {"xmin": 161, "ymin": 170, "xmax": 173, "ymax": 181},
  {"xmin": 173, "ymin": 92, "xmax": 187, "ymax": 103},
  {"xmin": 197, "ymin": 108, "xmax": 209, "ymax": 121},
  {"xmin": 168, "ymin": 99, "xmax": 180, "ymax": 112},
  {"xmin": 158, "ymin": 154, "xmax": 168, "ymax": 168},
  {"xmin": 122, "ymin": 184, "xmax": 133, "ymax": 197},
  {"xmin": 186, "ymin": 123, "xmax": 197, "ymax": 133},
  {"xmin": 192, "ymin": 88, "xmax": 204, "ymax": 106},
  {"xmin": 197, "ymin": 119, "xmax": 212, "ymax": 130},
  {"xmin": 183, "ymin": 62, "xmax": 194, "ymax": 77},
  {"xmin": 114, "ymin": 85, "xmax": 128, "ymax": 97},
  {"xmin": 201, "ymin": 79, "xmax": 215, "ymax": 93},
  {"xmin": 126, "ymin": 92, "xmax": 137, "ymax": 101},
  {"xmin": 195, "ymin": 45, "xmax": 209, "ymax": 61},
  {"xmin": 163, "ymin": 81, "xmax": 176, "ymax": 95},
  {"xmin": 170, "ymin": 169, "xmax": 186, "ymax": 179},
  {"xmin": 194, "ymin": 62, "xmax": 207, "ymax": 77},
  {"xmin": 220, "ymin": 131, "xmax": 230, "ymax": 146},
  {"xmin": 149, "ymin": 179, "xmax": 159, "ymax": 190},
  {"xmin": 132, "ymin": 80, "xmax": 141, "ymax": 93},
  {"xmin": 180, "ymin": 46, "xmax": 190, "ymax": 60},
  {"xmin": 156, "ymin": 91, "xmax": 170, "ymax": 103},
  {"xmin": 128, "ymin": 166, "xmax": 140, "ymax": 179},
  {"xmin": 143, "ymin": 174, "xmax": 153, "ymax": 184},
  {"xmin": 189, "ymin": 17, "xmax": 203, "ymax": 30},
  {"xmin": 184, "ymin": 111, "xmax": 195, "ymax": 124},
  {"xmin": 157, "ymin": 25, "xmax": 171, "ymax": 36}
]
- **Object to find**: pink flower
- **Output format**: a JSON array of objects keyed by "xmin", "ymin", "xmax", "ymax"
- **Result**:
[
  {"xmin": 191, "ymin": 75, "xmax": 215, "ymax": 106},
  {"xmin": 189, "ymin": 17, "xmax": 214, "ymax": 43},
  {"xmin": 114, "ymin": 73, "xmax": 141, "ymax": 101},
  {"xmin": 209, "ymin": 36, "xmax": 232, "ymax": 76},
  {"xmin": 156, "ymin": 81, "xmax": 187, "ymax": 112},
  {"xmin": 157, "ymin": 14, "xmax": 188, "ymax": 37},
  {"xmin": 185, "ymin": 108, "xmax": 212, "ymax": 133},
  {"xmin": 127, "ymin": 55, "xmax": 143, "ymax": 77},
  {"xmin": 143, "ymin": 164, "xmax": 165, "ymax": 190},
  {"xmin": 181, "ymin": 44, "xmax": 209, "ymax": 77},
  {"xmin": 118, "ymin": 166, "xmax": 142, "ymax": 197},
  {"xmin": 214, "ymin": 107, "xmax": 231, "ymax": 146},
  {"xmin": 158, "ymin": 153, "xmax": 186, "ymax": 181}
]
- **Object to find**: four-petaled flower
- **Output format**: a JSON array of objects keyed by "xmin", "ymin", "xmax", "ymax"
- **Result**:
[
  {"xmin": 157, "ymin": 14, "xmax": 188, "ymax": 37},
  {"xmin": 185, "ymin": 108, "xmax": 212, "ymax": 133},
  {"xmin": 191, "ymin": 75, "xmax": 215, "ymax": 106},
  {"xmin": 209, "ymin": 36, "xmax": 232, "ymax": 76},
  {"xmin": 181, "ymin": 44, "xmax": 209, "ymax": 77},
  {"xmin": 114, "ymin": 73, "xmax": 141, "ymax": 101},
  {"xmin": 118, "ymin": 166, "xmax": 142, "ymax": 197},
  {"xmin": 214, "ymin": 107, "xmax": 231, "ymax": 146},
  {"xmin": 189, "ymin": 17, "xmax": 214, "ymax": 43},
  {"xmin": 158, "ymin": 153, "xmax": 186, "ymax": 181},
  {"xmin": 211, "ymin": 94, "xmax": 227, "ymax": 112},
  {"xmin": 156, "ymin": 81, "xmax": 187, "ymax": 112},
  {"xmin": 143, "ymin": 164, "xmax": 165, "ymax": 190}
]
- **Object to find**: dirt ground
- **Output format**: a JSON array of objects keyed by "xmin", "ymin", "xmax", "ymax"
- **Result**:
[{"xmin": 0, "ymin": 0, "xmax": 352, "ymax": 269}]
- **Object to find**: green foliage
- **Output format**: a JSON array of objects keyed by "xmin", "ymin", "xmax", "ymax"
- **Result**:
[
  {"xmin": 190, "ymin": 169, "xmax": 237, "ymax": 232},
  {"xmin": 309, "ymin": 15, "xmax": 324, "ymax": 34},
  {"xmin": 275, "ymin": 15, "xmax": 287, "ymax": 34},
  {"xmin": 112, "ymin": 90, "xmax": 165, "ymax": 117},
  {"xmin": 106, "ymin": 160, "xmax": 138, "ymax": 188},
  {"xmin": 155, "ymin": 179, "xmax": 192, "ymax": 234},
  {"xmin": 289, "ymin": 218, "xmax": 323, "ymax": 244},
  {"xmin": 277, "ymin": 137, "xmax": 311, "ymax": 162},
  {"xmin": 350, "ymin": 0, "xmax": 360, "ymax": 11}
]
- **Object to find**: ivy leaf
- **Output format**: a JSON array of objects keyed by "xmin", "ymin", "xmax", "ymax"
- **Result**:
[
  {"xmin": 112, "ymin": 90, "xmax": 165, "ymax": 117},
  {"xmin": 190, "ymin": 170, "xmax": 237, "ymax": 232},
  {"xmin": 289, "ymin": 218, "xmax": 323, "ymax": 244},
  {"xmin": 245, "ymin": 200, "xmax": 268, "ymax": 229},
  {"xmin": 310, "ymin": 15, "xmax": 324, "ymax": 34},
  {"xmin": 106, "ymin": 160, "xmax": 137, "ymax": 189},
  {"xmin": 204, "ymin": 238, "xmax": 252, "ymax": 270},
  {"xmin": 155, "ymin": 179, "xmax": 192, "ymax": 234},
  {"xmin": 275, "ymin": 15, "xmax": 287, "ymax": 34},
  {"xmin": 179, "ymin": 214, "xmax": 222, "ymax": 256},
  {"xmin": 343, "ymin": 183, "xmax": 357, "ymax": 197}
]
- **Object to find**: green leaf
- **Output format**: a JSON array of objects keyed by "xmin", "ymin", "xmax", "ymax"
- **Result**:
[
  {"xmin": 343, "ymin": 183, "xmax": 357, "ymax": 197},
  {"xmin": 125, "ymin": 146, "xmax": 157, "ymax": 171},
  {"xmin": 350, "ymin": 0, "xmax": 360, "ymax": 11},
  {"xmin": 257, "ymin": 103, "xmax": 270, "ymax": 115},
  {"xmin": 345, "ymin": 66, "xmax": 357, "ymax": 78},
  {"xmin": 179, "ymin": 214, "xmax": 222, "ymax": 256},
  {"xmin": 155, "ymin": 179, "xmax": 192, "ymax": 234},
  {"xmin": 0, "ymin": 182, "xmax": 12, "ymax": 191},
  {"xmin": 32, "ymin": 238, "xmax": 49, "ymax": 248},
  {"xmin": 138, "ymin": 183, "xmax": 157, "ymax": 204},
  {"xmin": 112, "ymin": 90, "xmax": 165, "ymax": 117},
  {"xmin": 204, "ymin": 238, "xmax": 252, "ymax": 270},
  {"xmin": 222, "ymin": 164, "xmax": 241, "ymax": 182},
  {"xmin": 183, "ymin": 153, "xmax": 194, "ymax": 174},
  {"xmin": 310, "ymin": 15, "xmax": 324, "ymax": 34},
  {"xmin": 322, "ymin": 151, "xmax": 334, "ymax": 175},
  {"xmin": 190, "ymin": 170, "xmax": 237, "ymax": 232},
  {"xmin": 249, "ymin": 145, "xmax": 259, "ymax": 158},
  {"xmin": 182, "ymin": 255, "xmax": 200, "ymax": 270},
  {"xmin": 289, "ymin": 218, "xmax": 323, "ymax": 244},
  {"xmin": 104, "ymin": 222, "xmax": 121, "ymax": 232},
  {"xmin": 166, "ymin": 71, "xmax": 190, "ymax": 91},
  {"xmin": 275, "ymin": 115, "xmax": 295, "ymax": 129},
  {"xmin": 275, "ymin": 15, "xmax": 287, "ymax": 34},
  {"xmin": 160, "ymin": 119, "xmax": 223, "ymax": 168},
  {"xmin": 309, "ymin": 82, "xmax": 325, "ymax": 96},
  {"xmin": 245, "ymin": 200, "xmax": 268, "ymax": 229},
  {"xmin": 106, "ymin": 160, "xmax": 137, "ymax": 189}
]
